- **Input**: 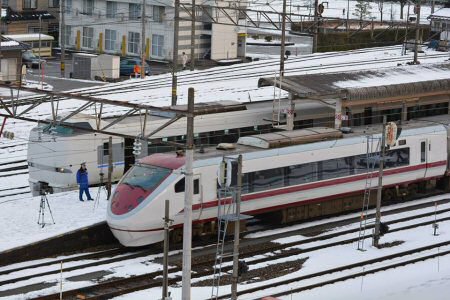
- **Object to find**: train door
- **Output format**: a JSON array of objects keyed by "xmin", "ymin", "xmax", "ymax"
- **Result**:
[
  {"xmin": 420, "ymin": 139, "xmax": 428, "ymax": 177},
  {"xmin": 193, "ymin": 175, "xmax": 203, "ymax": 220}
]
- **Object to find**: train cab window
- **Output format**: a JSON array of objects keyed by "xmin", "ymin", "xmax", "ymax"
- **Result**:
[{"xmin": 174, "ymin": 177, "xmax": 199, "ymax": 194}]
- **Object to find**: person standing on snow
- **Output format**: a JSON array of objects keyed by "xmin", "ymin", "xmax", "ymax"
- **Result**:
[
  {"xmin": 182, "ymin": 52, "xmax": 188, "ymax": 70},
  {"xmin": 76, "ymin": 162, "xmax": 93, "ymax": 201}
]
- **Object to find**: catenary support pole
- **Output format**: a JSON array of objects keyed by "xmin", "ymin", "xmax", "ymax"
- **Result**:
[
  {"xmin": 107, "ymin": 136, "xmax": 113, "ymax": 199},
  {"xmin": 60, "ymin": 0, "xmax": 66, "ymax": 78},
  {"xmin": 413, "ymin": 1, "xmax": 420, "ymax": 64},
  {"xmin": 279, "ymin": 0, "xmax": 287, "ymax": 76},
  {"xmin": 141, "ymin": 0, "xmax": 146, "ymax": 79},
  {"xmin": 181, "ymin": 87, "xmax": 195, "ymax": 300},
  {"xmin": 162, "ymin": 199, "xmax": 170, "ymax": 299},
  {"xmin": 190, "ymin": 0, "xmax": 195, "ymax": 71},
  {"xmin": 172, "ymin": 0, "xmax": 180, "ymax": 105},
  {"xmin": 231, "ymin": 154, "xmax": 243, "ymax": 300},
  {"xmin": 313, "ymin": 0, "xmax": 319, "ymax": 53},
  {"xmin": 374, "ymin": 115, "xmax": 386, "ymax": 248}
]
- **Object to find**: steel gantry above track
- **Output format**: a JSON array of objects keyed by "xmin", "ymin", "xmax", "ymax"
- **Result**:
[{"xmin": 0, "ymin": 83, "xmax": 243, "ymax": 142}]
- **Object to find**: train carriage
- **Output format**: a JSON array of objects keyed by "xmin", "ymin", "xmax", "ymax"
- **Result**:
[{"xmin": 107, "ymin": 116, "xmax": 449, "ymax": 246}]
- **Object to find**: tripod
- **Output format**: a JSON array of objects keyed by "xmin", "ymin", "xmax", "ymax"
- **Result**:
[
  {"xmin": 37, "ymin": 194, "xmax": 55, "ymax": 228},
  {"xmin": 94, "ymin": 172, "xmax": 108, "ymax": 210}
]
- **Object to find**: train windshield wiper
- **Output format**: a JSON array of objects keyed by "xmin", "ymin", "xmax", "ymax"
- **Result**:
[
  {"xmin": 122, "ymin": 182, "xmax": 135, "ymax": 189},
  {"xmin": 134, "ymin": 184, "xmax": 147, "ymax": 192}
]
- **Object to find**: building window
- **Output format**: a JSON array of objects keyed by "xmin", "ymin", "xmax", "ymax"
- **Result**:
[
  {"xmin": 82, "ymin": 27, "xmax": 94, "ymax": 48},
  {"xmin": 129, "ymin": 3, "xmax": 141, "ymax": 20},
  {"xmin": 105, "ymin": 29, "xmax": 116, "ymax": 51},
  {"xmin": 23, "ymin": 0, "xmax": 37, "ymax": 9},
  {"xmin": 153, "ymin": 6, "xmax": 164, "ymax": 22},
  {"xmin": 63, "ymin": 25, "xmax": 71, "ymax": 45},
  {"xmin": 48, "ymin": 0, "xmax": 60, "ymax": 8},
  {"xmin": 128, "ymin": 31, "xmax": 140, "ymax": 54},
  {"xmin": 28, "ymin": 26, "xmax": 40, "ymax": 33},
  {"xmin": 65, "ymin": 0, "xmax": 72, "ymax": 13},
  {"xmin": 151, "ymin": 34, "xmax": 164, "ymax": 57},
  {"xmin": 106, "ymin": 1, "xmax": 117, "ymax": 18},
  {"xmin": 2, "ymin": 0, "xmax": 8, "ymax": 7},
  {"xmin": 83, "ymin": 0, "xmax": 94, "ymax": 16}
]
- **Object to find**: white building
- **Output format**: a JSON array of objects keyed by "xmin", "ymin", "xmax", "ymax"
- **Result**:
[
  {"xmin": 63, "ymin": 0, "xmax": 246, "ymax": 61},
  {"xmin": 429, "ymin": 7, "xmax": 450, "ymax": 43}
]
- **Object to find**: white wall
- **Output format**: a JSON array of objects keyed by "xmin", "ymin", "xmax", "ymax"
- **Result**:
[{"xmin": 211, "ymin": 24, "xmax": 237, "ymax": 60}]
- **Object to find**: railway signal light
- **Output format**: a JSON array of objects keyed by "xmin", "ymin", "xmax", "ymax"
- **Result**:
[
  {"xmin": 133, "ymin": 137, "xmax": 142, "ymax": 156},
  {"xmin": 217, "ymin": 159, "xmax": 238, "ymax": 188}
]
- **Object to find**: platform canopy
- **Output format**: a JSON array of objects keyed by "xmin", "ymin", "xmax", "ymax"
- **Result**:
[{"xmin": 258, "ymin": 63, "xmax": 450, "ymax": 104}]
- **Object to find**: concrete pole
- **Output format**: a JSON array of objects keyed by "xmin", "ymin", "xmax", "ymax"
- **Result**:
[
  {"xmin": 313, "ymin": 0, "xmax": 319, "ymax": 53},
  {"xmin": 181, "ymin": 87, "xmax": 195, "ymax": 300},
  {"xmin": 334, "ymin": 98, "xmax": 342, "ymax": 129},
  {"xmin": 190, "ymin": 0, "xmax": 195, "ymax": 71},
  {"xmin": 39, "ymin": 15, "xmax": 42, "ymax": 88},
  {"xmin": 280, "ymin": 0, "xmax": 287, "ymax": 76},
  {"xmin": 413, "ymin": 2, "xmax": 420, "ymax": 64},
  {"xmin": 374, "ymin": 115, "xmax": 386, "ymax": 248},
  {"xmin": 107, "ymin": 136, "xmax": 113, "ymax": 199},
  {"xmin": 172, "ymin": 0, "xmax": 180, "ymax": 106},
  {"xmin": 162, "ymin": 199, "xmax": 170, "ymax": 299},
  {"xmin": 346, "ymin": 0, "xmax": 350, "ymax": 31},
  {"xmin": 60, "ymin": 0, "xmax": 66, "ymax": 78},
  {"xmin": 231, "ymin": 154, "xmax": 243, "ymax": 300},
  {"xmin": 141, "ymin": 0, "xmax": 146, "ymax": 79},
  {"xmin": 287, "ymin": 93, "xmax": 295, "ymax": 131}
]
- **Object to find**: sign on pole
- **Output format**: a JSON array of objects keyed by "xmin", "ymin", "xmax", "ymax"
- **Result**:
[{"xmin": 385, "ymin": 122, "xmax": 398, "ymax": 147}]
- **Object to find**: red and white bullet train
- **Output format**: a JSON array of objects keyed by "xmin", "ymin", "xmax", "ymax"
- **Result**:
[{"xmin": 107, "ymin": 115, "xmax": 450, "ymax": 246}]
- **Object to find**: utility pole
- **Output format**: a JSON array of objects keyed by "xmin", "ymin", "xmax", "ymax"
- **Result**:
[
  {"xmin": 107, "ymin": 136, "xmax": 113, "ymax": 199},
  {"xmin": 346, "ymin": 0, "xmax": 350, "ymax": 31},
  {"xmin": 141, "ymin": 0, "xmax": 146, "ymax": 79},
  {"xmin": 313, "ymin": 0, "xmax": 319, "ymax": 53},
  {"xmin": 39, "ymin": 15, "xmax": 42, "ymax": 89},
  {"xmin": 162, "ymin": 199, "xmax": 171, "ymax": 300},
  {"xmin": 231, "ymin": 154, "xmax": 243, "ymax": 300},
  {"xmin": 190, "ymin": 0, "xmax": 195, "ymax": 71},
  {"xmin": 181, "ymin": 87, "xmax": 194, "ymax": 300},
  {"xmin": 374, "ymin": 115, "xmax": 386, "ymax": 248},
  {"xmin": 60, "ymin": 0, "xmax": 66, "ymax": 78},
  {"xmin": 279, "ymin": 0, "xmax": 287, "ymax": 76},
  {"xmin": 413, "ymin": 1, "xmax": 420, "ymax": 65},
  {"xmin": 171, "ymin": 0, "xmax": 180, "ymax": 106}
]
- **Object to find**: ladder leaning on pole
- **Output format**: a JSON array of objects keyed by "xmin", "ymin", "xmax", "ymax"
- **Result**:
[
  {"xmin": 357, "ymin": 135, "xmax": 380, "ymax": 251},
  {"xmin": 211, "ymin": 188, "xmax": 235, "ymax": 300}
]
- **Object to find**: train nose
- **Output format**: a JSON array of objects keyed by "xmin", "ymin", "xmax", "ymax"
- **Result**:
[{"xmin": 110, "ymin": 184, "xmax": 151, "ymax": 215}]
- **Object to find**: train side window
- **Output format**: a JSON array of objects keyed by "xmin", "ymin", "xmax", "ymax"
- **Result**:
[
  {"xmin": 103, "ymin": 142, "xmax": 109, "ymax": 156},
  {"xmin": 174, "ymin": 177, "xmax": 199, "ymax": 194}
]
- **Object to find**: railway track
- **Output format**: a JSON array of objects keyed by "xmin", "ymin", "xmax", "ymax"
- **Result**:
[
  {"xmin": 218, "ymin": 241, "xmax": 450, "ymax": 300},
  {"xmin": 10, "ymin": 198, "xmax": 447, "ymax": 300}
]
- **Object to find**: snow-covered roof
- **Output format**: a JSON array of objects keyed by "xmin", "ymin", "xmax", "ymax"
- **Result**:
[
  {"xmin": 259, "ymin": 63, "xmax": 450, "ymax": 101},
  {"xmin": 4, "ymin": 33, "xmax": 54, "ymax": 42},
  {"xmin": 429, "ymin": 7, "xmax": 450, "ymax": 20}
]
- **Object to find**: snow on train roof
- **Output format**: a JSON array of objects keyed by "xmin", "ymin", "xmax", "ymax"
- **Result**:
[
  {"xmin": 191, "ymin": 115, "xmax": 450, "ymax": 166},
  {"xmin": 258, "ymin": 63, "xmax": 450, "ymax": 100},
  {"xmin": 237, "ymin": 127, "xmax": 343, "ymax": 149}
]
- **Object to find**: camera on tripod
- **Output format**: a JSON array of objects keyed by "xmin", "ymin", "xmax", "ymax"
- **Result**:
[{"xmin": 37, "ymin": 181, "xmax": 53, "ymax": 196}]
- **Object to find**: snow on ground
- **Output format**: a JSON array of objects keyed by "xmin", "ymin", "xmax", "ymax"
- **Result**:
[{"xmin": 0, "ymin": 189, "xmax": 109, "ymax": 252}]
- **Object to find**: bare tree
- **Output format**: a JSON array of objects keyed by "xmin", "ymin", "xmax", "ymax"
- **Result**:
[
  {"xmin": 353, "ymin": 0, "xmax": 372, "ymax": 28},
  {"xmin": 397, "ymin": 0, "xmax": 408, "ymax": 19},
  {"xmin": 377, "ymin": 0, "xmax": 384, "ymax": 23}
]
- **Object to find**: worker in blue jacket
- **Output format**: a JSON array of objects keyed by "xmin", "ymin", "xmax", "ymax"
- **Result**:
[{"xmin": 76, "ymin": 162, "xmax": 93, "ymax": 201}]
